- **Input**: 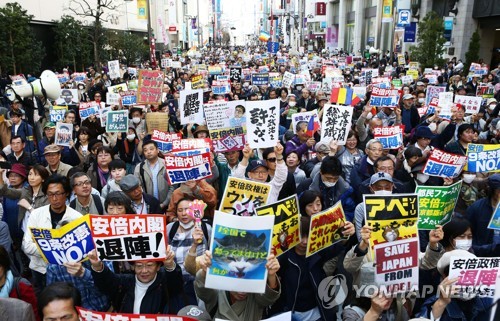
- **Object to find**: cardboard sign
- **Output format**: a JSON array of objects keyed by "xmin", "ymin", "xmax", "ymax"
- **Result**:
[
  {"xmin": 306, "ymin": 200, "xmax": 347, "ymax": 257},
  {"xmin": 246, "ymin": 99, "xmax": 280, "ymax": 148},
  {"xmin": 164, "ymin": 152, "xmax": 212, "ymax": 184},
  {"xmin": 370, "ymin": 87, "xmax": 401, "ymax": 108},
  {"xmin": 31, "ymin": 216, "xmax": 93, "ymax": 265},
  {"xmin": 151, "ymin": 129, "xmax": 182, "ymax": 153},
  {"xmin": 321, "ymin": 104, "xmax": 354, "ymax": 145},
  {"xmin": 145, "ymin": 112, "xmax": 169, "ymax": 134},
  {"xmin": 206, "ymin": 211, "xmax": 274, "ymax": 293},
  {"xmin": 220, "ymin": 177, "xmax": 272, "ymax": 216},
  {"xmin": 255, "ymin": 195, "xmax": 301, "ymax": 257},
  {"xmin": 422, "ymin": 149, "xmax": 467, "ymax": 178},
  {"xmin": 416, "ymin": 181, "xmax": 461, "ymax": 230},
  {"xmin": 373, "ymin": 125, "xmax": 405, "ymax": 149},
  {"xmin": 449, "ymin": 256, "xmax": 500, "ymax": 297},
  {"xmin": 90, "ymin": 214, "xmax": 167, "ymax": 261},
  {"xmin": 137, "ymin": 70, "xmax": 164, "ymax": 104},
  {"xmin": 105, "ymin": 110, "xmax": 128, "ymax": 133},
  {"xmin": 55, "ymin": 122, "xmax": 73, "ymax": 147},
  {"xmin": 179, "ymin": 89, "xmax": 204, "ymax": 125}
]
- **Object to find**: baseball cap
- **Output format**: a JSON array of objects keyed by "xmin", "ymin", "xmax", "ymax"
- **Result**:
[
  {"xmin": 248, "ymin": 159, "xmax": 268, "ymax": 172},
  {"xmin": 402, "ymin": 94, "xmax": 414, "ymax": 100},
  {"xmin": 44, "ymin": 122, "xmax": 56, "ymax": 129},
  {"xmin": 369, "ymin": 172, "xmax": 394, "ymax": 185},
  {"xmin": 416, "ymin": 81, "xmax": 425, "ymax": 86},
  {"xmin": 177, "ymin": 305, "xmax": 212, "ymax": 321},
  {"xmin": 315, "ymin": 141, "xmax": 331, "ymax": 154},
  {"xmin": 44, "ymin": 144, "xmax": 61, "ymax": 155}
]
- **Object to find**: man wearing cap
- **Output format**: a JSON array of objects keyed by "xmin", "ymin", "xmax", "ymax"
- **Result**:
[
  {"xmin": 401, "ymin": 93, "xmax": 420, "ymax": 135},
  {"xmin": 415, "ymin": 81, "xmax": 426, "ymax": 92},
  {"xmin": 177, "ymin": 305, "xmax": 212, "ymax": 321},
  {"xmin": 119, "ymin": 174, "xmax": 162, "ymax": 214},
  {"xmin": 44, "ymin": 144, "xmax": 73, "ymax": 177},
  {"xmin": 9, "ymin": 109, "xmax": 36, "ymax": 162},
  {"xmin": 6, "ymin": 135, "xmax": 36, "ymax": 168},
  {"xmin": 38, "ymin": 122, "xmax": 56, "ymax": 164}
]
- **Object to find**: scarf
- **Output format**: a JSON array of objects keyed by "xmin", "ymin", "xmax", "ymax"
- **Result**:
[
  {"xmin": 0, "ymin": 270, "xmax": 14, "ymax": 298},
  {"xmin": 97, "ymin": 166, "xmax": 109, "ymax": 189}
]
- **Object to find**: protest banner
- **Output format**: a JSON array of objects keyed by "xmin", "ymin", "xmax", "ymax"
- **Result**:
[
  {"xmin": 119, "ymin": 90, "xmax": 137, "ymax": 106},
  {"xmin": 246, "ymin": 99, "xmax": 280, "ymax": 148},
  {"xmin": 55, "ymin": 122, "xmax": 73, "ymax": 147},
  {"xmin": 220, "ymin": 177, "xmax": 272, "ymax": 216},
  {"xmin": 255, "ymin": 195, "xmax": 300, "ymax": 257},
  {"xmin": 212, "ymin": 80, "xmax": 232, "ymax": 95},
  {"xmin": 179, "ymin": 89, "xmax": 204, "ymax": 125},
  {"xmin": 206, "ymin": 211, "xmax": 274, "ymax": 293},
  {"xmin": 306, "ymin": 81, "xmax": 322, "ymax": 93},
  {"xmin": 422, "ymin": 149, "xmax": 467, "ymax": 178},
  {"xmin": 282, "ymin": 71, "xmax": 295, "ymax": 88},
  {"xmin": 269, "ymin": 72, "xmax": 283, "ymax": 88},
  {"xmin": 321, "ymin": 104, "xmax": 354, "ymax": 145},
  {"xmin": 251, "ymin": 73, "xmax": 269, "ymax": 86},
  {"xmin": 408, "ymin": 62, "xmax": 419, "ymax": 70},
  {"xmin": 425, "ymin": 86, "xmax": 446, "ymax": 107},
  {"xmin": 151, "ymin": 129, "xmax": 182, "ymax": 153},
  {"xmin": 56, "ymin": 89, "xmax": 79, "ymax": 105},
  {"xmin": 145, "ymin": 112, "xmax": 169, "ymax": 134},
  {"xmin": 171, "ymin": 138, "xmax": 211, "ymax": 153},
  {"xmin": 165, "ymin": 151, "xmax": 212, "ymax": 184},
  {"xmin": 31, "ymin": 216, "xmax": 93, "ymax": 265},
  {"xmin": 424, "ymin": 74, "xmax": 437, "ymax": 84},
  {"xmin": 106, "ymin": 92, "xmax": 120, "ymax": 106},
  {"xmin": 161, "ymin": 58, "xmax": 172, "ymax": 68},
  {"xmin": 374, "ymin": 237, "xmax": 419, "ymax": 294},
  {"xmin": 204, "ymin": 100, "xmax": 246, "ymax": 152},
  {"xmin": 216, "ymin": 312, "xmax": 292, "ymax": 321},
  {"xmin": 364, "ymin": 194, "xmax": 419, "ymax": 255},
  {"xmin": 105, "ymin": 110, "xmax": 128, "ymax": 133},
  {"xmin": 291, "ymin": 110, "xmax": 320, "ymax": 134},
  {"xmin": 488, "ymin": 202, "xmax": 500, "ymax": 230},
  {"xmin": 454, "ymin": 94, "xmax": 483, "ymax": 114},
  {"xmin": 391, "ymin": 79, "xmax": 402, "ymax": 88},
  {"xmin": 449, "ymin": 256, "xmax": 500, "ymax": 297},
  {"xmin": 476, "ymin": 85, "xmax": 494, "ymax": 98},
  {"xmin": 49, "ymin": 106, "xmax": 68, "ymax": 123},
  {"xmin": 137, "ymin": 69, "xmax": 164, "ymax": 104},
  {"xmin": 407, "ymin": 69, "xmax": 418, "ymax": 80},
  {"xmin": 369, "ymin": 87, "xmax": 401, "ymax": 108},
  {"xmin": 373, "ymin": 125, "xmax": 405, "ymax": 149},
  {"xmin": 79, "ymin": 101, "xmax": 100, "ymax": 120},
  {"xmin": 190, "ymin": 74, "xmax": 204, "ymax": 89},
  {"xmin": 401, "ymin": 75, "xmax": 413, "ymax": 85},
  {"xmin": 90, "ymin": 214, "xmax": 167, "ymax": 261},
  {"xmin": 416, "ymin": 181, "xmax": 461, "ymax": 230},
  {"xmin": 306, "ymin": 200, "xmax": 347, "ymax": 257},
  {"xmin": 71, "ymin": 72, "xmax": 86, "ymax": 82},
  {"xmin": 77, "ymin": 307, "xmax": 197, "ymax": 321},
  {"xmin": 107, "ymin": 83, "xmax": 128, "ymax": 94},
  {"xmin": 57, "ymin": 73, "xmax": 70, "ymax": 83},
  {"xmin": 108, "ymin": 60, "xmax": 120, "ymax": 79}
]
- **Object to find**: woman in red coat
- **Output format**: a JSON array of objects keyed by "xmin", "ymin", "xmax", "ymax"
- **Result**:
[{"xmin": 0, "ymin": 245, "xmax": 39, "ymax": 321}]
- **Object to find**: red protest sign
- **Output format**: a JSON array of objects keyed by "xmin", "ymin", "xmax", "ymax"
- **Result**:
[{"xmin": 137, "ymin": 69, "xmax": 164, "ymax": 104}]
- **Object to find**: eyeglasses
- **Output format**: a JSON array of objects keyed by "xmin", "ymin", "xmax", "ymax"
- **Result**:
[
  {"xmin": 47, "ymin": 192, "xmax": 66, "ymax": 198},
  {"xmin": 267, "ymin": 157, "xmax": 277, "ymax": 163},
  {"xmin": 73, "ymin": 180, "xmax": 91, "ymax": 187}
]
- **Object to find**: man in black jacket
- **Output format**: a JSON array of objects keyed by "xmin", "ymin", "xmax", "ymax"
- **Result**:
[{"xmin": 119, "ymin": 174, "xmax": 162, "ymax": 214}]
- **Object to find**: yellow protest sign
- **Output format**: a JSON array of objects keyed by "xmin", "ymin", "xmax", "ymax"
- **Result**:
[{"xmin": 220, "ymin": 177, "xmax": 272, "ymax": 216}]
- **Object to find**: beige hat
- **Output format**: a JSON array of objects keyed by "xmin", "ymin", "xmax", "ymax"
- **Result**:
[{"xmin": 43, "ymin": 144, "xmax": 62, "ymax": 155}]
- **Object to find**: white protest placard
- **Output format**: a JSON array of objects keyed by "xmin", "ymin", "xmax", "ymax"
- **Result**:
[
  {"xmin": 425, "ymin": 86, "xmax": 446, "ymax": 107},
  {"xmin": 321, "ymin": 104, "xmax": 354, "ymax": 145},
  {"xmin": 449, "ymin": 256, "xmax": 500, "ymax": 298},
  {"xmin": 401, "ymin": 75, "xmax": 413, "ymax": 85},
  {"xmin": 282, "ymin": 71, "xmax": 295, "ymax": 88},
  {"xmin": 171, "ymin": 61, "xmax": 182, "ymax": 69},
  {"xmin": 216, "ymin": 312, "xmax": 291, "ymax": 321},
  {"xmin": 204, "ymin": 100, "xmax": 246, "ymax": 152},
  {"xmin": 454, "ymin": 95, "xmax": 483, "ymax": 114},
  {"xmin": 108, "ymin": 60, "xmax": 120, "ymax": 80},
  {"xmin": 106, "ymin": 92, "xmax": 120, "ymax": 106},
  {"xmin": 179, "ymin": 89, "xmax": 204, "ymax": 125},
  {"xmin": 56, "ymin": 89, "xmax": 79, "ymax": 105},
  {"xmin": 55, "ymin": 122, "xmax": 73, "ymax": 147},
  {"xmin": 291, "ymin": 110, "xmax": 320, "ymax": 134},
  {"xmin": 79, "ymin": 102, "xmax": 99, "ymax": 121},
  {"xmin": 422, "ymin": 149, "xmax": 467, "ymax": 178},
  {"xmin": 206, "ymin": 211, "xmax": 274, "ymax": 294},
  {"xmin": 99, "ymin": 107, "xmax": 111, "ymax": 127},
  {"xmin": 246, "ymin": 99, "xmax": 280, "ymax": 148}
]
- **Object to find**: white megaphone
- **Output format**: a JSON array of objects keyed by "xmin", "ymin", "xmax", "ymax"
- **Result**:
[
  {"xmin": 369, "ymin": 47, "xmax": 380, "ymax": 55},
  {"xmin": 5, "ymin": 70, "xmax": 61, "ymax": 101}
]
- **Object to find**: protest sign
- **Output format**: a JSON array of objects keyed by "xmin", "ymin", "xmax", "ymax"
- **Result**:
[
  {"xmin": 204, "ymin": 100, "xmax": 246, "ymax": 152},
  {"xmin": 416, "ymin": 181, "xmax": 461, "ymax": 230},
  {"xmin": 145, "ymin": 112, "xmax": 169, "ymax": 134},
  {"xmin": 291, "ymin": 110, "xmax": 320, "ymax": 134},
  {"xmin": 99, "ymin": 107, "xmax": 111, "ymax": 127},
  {"xmin": 107, "ymin": 83, "xmax": 128, "ymax": 94},
  {"xmin": 422, "ymin": 149, "xmax": 467, "ymax": 178},
  {"xmin": 229, "ymin": 67, "xmax": 242, "ymax": 83},
  {"xmin": 454, "ymin": 95, "xmax": 483, "ymax": 114},
  {"xmin": 351, "ymin": 86, "xmax": 367, "ymax": 101},
  {"xmin": 171, "ymin": 138, "xmax": 211, "ymax": 153},
  {"xmin": 119, "ymin": 90, "xmax": 137, "ymax": 106},
  {"xmin": 425, "ymin": 86, "xmax": 446, "ymax": 107},
  {"xmin": 220, "ymin": 177, "xmax": 272, "ymax": 216},
  {"xmin": 246, "ymin": 99, "xmax": 280, "ymax": 148},
  {"xmin": 31, "ymin": 216, "xmax": 93, "ymax": 265},
  {"xmin": 164, "ymin": 151, "xmax": 212, "ymax": 184},
  {"xmin": 373, "ymin": 125, "xmax": 405, "ymax": 149},
  {"xmin": 72, "ymin": 72, "xmax": 86, "ymax": 82},
  {"xmin": 269, "ymin": 72, "xmax": 283, "ymax": 88},
  {"xmin": 151, "ymin": 129, "xmax": 182, "ymax": 153},
  {"xmin": 212, "ymin": 80, "xmax": 231, "ymax": 95},
  {"xmin": 476, "ymin": 85, "xmax": 494, "ymax": 98},
  {"xmin": 424, "ymin": 74, "xmax": 437, "ymax": 84},
  {"xmin": 306, "ymin": 81, "xmax": 322, "ymax": 93},
  {"xmin": 306, "ymin": 200, "xmax": 347, "ymax": 257},
  {"xmin": 208, "ymin": 65, "xmax": 223, "ymax": 75},
  {"xmin": 79, "ymin": 101, "xmax": 100, "ymax": 120},
  {"xmin": 374, "ymin": 238, "xmax": 419, "ymax": 294},
  {"xmin": 55, "ymin": 122, "xmax": 73, "ymax": 147},
  {"xmin": 77, "ymin": 307, "xmax": 196, "ymax": 321},
  {"xmin": 57, "ymin": 73, "xmax": 70, "ymax": 83},
  {"xmin": 401, "ymin": 75, "xmax": 413, "ymax": 85},
  {"xmin": 108, "ymin": 60, "xmax": 120, "ymax": 79},
  {"xmin": 251, "ymin": 73, "xmax": 269, "ymax": 86},
  {"xmin": 190, "ymin": 74, "xmax": 204, "ymax": 89},
  {"xmin": 369, "ymin": 87, "xmax": 401, "ymax": 108},
  {"xmin": 216, "ymin": 312, "xmax": 292, "ymax": 321},
  {"xmin": 321, "ymin": 104, "xmax": 354, "ymax": 145},
  {"xmin": 105, "ymin": 110, "xmax": 128, "ymax": 133},
  {"xmin": 90, "ymin": 214, "xmax": 167, "ymax": 261},
  {"xmin": 179, "ymin": 89, "xmax": 204, "ymax": 125},
  {"xmin": 127, "ymin": 79, "xmax": 138, "ymax": 90},
  {"xmin": 282, "ymin": 71, "xmax": 295, "ymax": 88},
  {"xmin": 137, "ymin": 70, "xmax": 164, "ymax": 104},
  {"xmin": 407, "ymin": 70, "xmax": 418, "ymax": 80},
  {"xmin": 488, "ymin": 202, "xmax": 500, "ymax": 230},
  {"xmin": 449, "ymin": 256, "xmax": 500, "ymax": 297},
  {"xmin": 255, "ymin": 195, "xmax": 301, "ymax": 257},
  {"xmin": 106, "ymin": 92, "xmax": 120, "ymax": 106},
  {"xmin": 56, "ymin": 89, "xmax": 79, "ymax": 105},
  {"xmin": 206, "ymin": 211, "xmax": 274, "ymax": 293},
  {"xmin": 364, "ymin": 194, "xmax": 419, "ymax": 255},
  {"xmin": 408, "ymin": 62, "xmax": 419, "ymax": 70},
  {"xmin": 49, "ymin": 106, "xmax": 68, "ymax": 123}
]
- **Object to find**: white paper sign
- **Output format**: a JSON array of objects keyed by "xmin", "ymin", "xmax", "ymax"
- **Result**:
[
  {"xmin": 282, "ymin": 71, "xmax": 295, "ymax": 88},
  {"xmin": 454, "ymin": 95, "xmax": 483, "ymax": 114},
  {"xmin": 56, "ymin": 89, "xmax": 79, "ymax": 105},
  {"xmin": 106, "ymin": 92, "xmax": 121, "ymax": 106},
  {"xmin": 246, "ymin": 99, "xmax": 280, "ymax": 148},
  {"xmin": 291, "ymin": 110, "xmax": 320, "ymax": 134},
  {"xmin": 108, "ymin": 60, "xmax": 120, "ymax": 80},
  {"xmin": 55, "ymin": 122, "xmax": 73, "ymax": 147},
  {"xmin": 321, "ymin": 104, "xmax": 354, "ymax": 145},
  {"xmin": 179, "ymin": 89, "xmax": 204, "ymax": 125}
]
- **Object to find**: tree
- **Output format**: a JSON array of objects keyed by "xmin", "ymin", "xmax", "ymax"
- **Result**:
[
  {"xmin": 111, "ymin": 32, "xmax": 148, "ymax": 65},
  {"xmin": 53, "ymin": 15, "xmax": 93, "ymax": 71},
  {"xmin": 409, "ymin": 11, "xmax": 446, "ymax": 68},
  {"xmin": 0, "ymin": 2, "xmax": 46, "ymax": 74},
  {"xmin": 68, "ymin": 0, "xmax": 117, "ymax": 68},
  {"xmin": 464, "ymin": 30, "xmax": 481, "ymax": 75}
]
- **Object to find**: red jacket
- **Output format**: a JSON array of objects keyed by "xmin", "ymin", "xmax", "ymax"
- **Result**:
[{"xmin": 9, "ymin": 277, "xmax": 40, "ymax": 321}]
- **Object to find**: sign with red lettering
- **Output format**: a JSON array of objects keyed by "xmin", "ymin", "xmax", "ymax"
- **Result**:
[
  {"xmin": 449, "ymin": 256, "xmax": 500, "ymax": 298},
  {"xmin": 137, "ymin": 69, "xmax": 164, "ymax": 104},
  {"xmin": 422, "ymin": 149, "xmax": 467, "ymax": 178},
  {"xmin": 77, "ymin": 307, "xmax": 196, "ymax": 321},
  {"xmin": 369, "ymin": 87, "xmax": 401, "ymax": 108}
]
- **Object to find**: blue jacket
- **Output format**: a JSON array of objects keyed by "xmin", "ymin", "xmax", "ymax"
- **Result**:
[
  {"xmin": 349, "ymin": 156, "xmax": 374, "ymax": 193},
  {"xmin": 418, "ymin": 295, "xmax": 492, "ymax": 321},
  {"xmin": 466, "ymin": 197, "xmax": 500, "ymax": 256},
  {"xmin": 11, "ymin": 120, "xmax": 36, "ymax": 157}
]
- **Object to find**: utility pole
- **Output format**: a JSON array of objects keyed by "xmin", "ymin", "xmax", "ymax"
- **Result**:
[{"xmin": 146, "ymin": 0, "xmax": 157, "ymax": 67}]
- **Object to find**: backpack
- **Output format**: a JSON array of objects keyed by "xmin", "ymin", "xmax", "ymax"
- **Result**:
[
  {"xmin": 70, "ymin": 194, "xmax": 104, "ymax": 215},
  {"xmin": 168, "ymin": 221, "xmax": 210, "ymax": 247}
]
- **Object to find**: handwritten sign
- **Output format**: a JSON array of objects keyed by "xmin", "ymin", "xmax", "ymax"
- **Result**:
[
  {"xmin": 321, "ymin": 104, "xmax": 353, "ymax": 145},
  {"xmin": 137, "ymin": 70, "xmax": 164, "ymax": 104},
  {"xmin": 246, "ymin": 99, "xmax": 279, "ymax": 148}
]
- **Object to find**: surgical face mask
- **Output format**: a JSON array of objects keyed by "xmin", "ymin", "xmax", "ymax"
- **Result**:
[
  {"xmin": 323, "ymin": 181, "xmax": 337, "ymax": 188},
  {"xmin": 126, "ymin": 134, "xmax": 136, "ymax": 141},
  {"xmin": 489, "ymin": 104, "xmax": 496, "ymax": 111},
  {"xmin": 418, "ymin": 98, "xmax": 425, "ymax": 104},
  {"xmin": 373, "ymin": 190, "xmax": 392, "ymax": 195},
  {"xmin": 179, "ymin": 221, "xmax": 194, "ymax": 229},
  {"xmin": 417, "ymin": 173, "xmax": 429, "ymax": 183},
  {"xmin": 462, "ymin": 174, "xmax": 476, "ymax": 184},
  {"xmin": 132, "ymin": 117, "xmax": 141, "ymax": 124},
  {"xmin": 454, "ymin": 239, "xmax": 472, "ymax": 251},
  {"xmin": 288, "ymin": 101, "xmax": 296, "ymax": 107}
]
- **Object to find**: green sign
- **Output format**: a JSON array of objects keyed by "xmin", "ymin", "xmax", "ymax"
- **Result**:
[
  {"xmin": 416, "ymin": 181, "xmax": 462, "ymax": 230},
  {"xmin": 391, "ymin": 79, "xmax": 402, "ymax": 88}
]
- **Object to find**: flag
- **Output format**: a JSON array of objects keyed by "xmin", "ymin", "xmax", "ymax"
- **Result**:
[
  {"xmin": 259, "ymin": 31, "xmax": 270, "ymax": 42},
  {"xmin": 306, "ymin": 115, "xmax": 319, "ymax": 137},
  {"xmin": 330, "ymin": 88, "xmax": 362, "ymax": 106}
]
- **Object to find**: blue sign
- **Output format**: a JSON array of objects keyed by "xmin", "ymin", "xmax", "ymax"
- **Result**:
[
  {"xmin": 404, "ymin": 22, "xmax": 417, "ymax": 43},
  {"xmin": 267, "ymin": 41, "xmax": 279, "ymax": 54},
  {"xmin": 397, "ymin": 9, "xmax": 411, "ymax": 27},
  {"xmin": 251, "ymin": 73, "xmax": 270, "ymax": 86}
]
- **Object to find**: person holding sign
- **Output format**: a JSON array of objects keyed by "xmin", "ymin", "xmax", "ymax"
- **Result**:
[{"xmin": 195, "ymin": 250, "xmax": 281, "ymax": 321}]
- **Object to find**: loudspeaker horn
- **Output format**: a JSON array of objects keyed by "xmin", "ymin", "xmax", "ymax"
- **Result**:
[{"xmin": 6, "ymin": 70, "xmax": 61, "ymax": 101}]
